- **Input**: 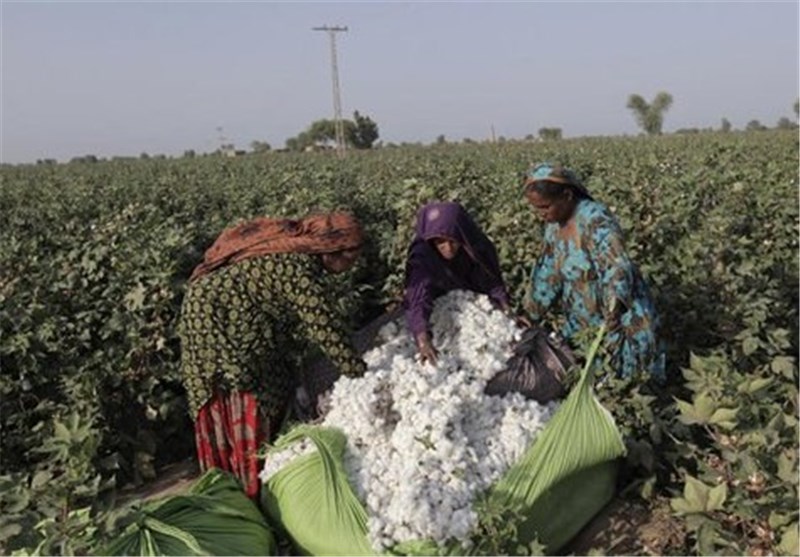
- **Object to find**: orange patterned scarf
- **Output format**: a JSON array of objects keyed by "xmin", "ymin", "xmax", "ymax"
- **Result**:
[{"xmin": 189, "ymin": 212, "xmax": 363, "ymax": 281}]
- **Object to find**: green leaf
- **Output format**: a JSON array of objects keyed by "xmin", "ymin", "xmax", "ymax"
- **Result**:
[
  {"xmin": 778, "ymin": 523, "xmax": 799, "ymax": 557},
  {"xmin": 674, "ymin": 398, "xmax": 696, "ymax": 423},
  {"xmin": 696, "ymin": 520, "xmax": 719, "ymax": 555},
  {"xmin": 671, "ymin": 475, "xmax": 711, "ymax": 514},
  {"xmin": 671, "ymin": 475, "xmax": 728, "ymax": 515},
  {"xmin": 124, "ymin": 283, "xmax": 147, "ymax": 311},
  {"xmin": 737, "ymin": 377, "xmax": 773, "ymax": 394},
  {"xmin": 767, "ymin": 412, "xmax": 785, "ymax": 432},
  {"xmin": 777, "ymin": 451, "xmax": 798, "ymax": 484},
  {"xmin": 684, "ymin": 475, "xmax": 710, "ymax": 511},
  {"xmin": 53, "ymin": 419, "xmax": 71, "ymax": 441},
  {"xmin": 708, "ymin": 407, "xmax": 738, "ymax": 429},
  {"xmin": 742, "ymin": 336, "xmax": 759, "ymax": 356},
  {"xmin": 31, "ymin": 470, "xmax": 52, "ymax": 490},
  {"xmin": 4, "ymin": 491, "xmax": 30, "ymax": 514},
  {"xmin": 676, "ymin": 392, "xmax": 716, "ymax": 425},
  {"xmin": 706, "ymin": 482, "xmax": 727, "ymax": 512},
  {"xmin": 771, "ymin": 356, "xmax": 796, "ymax": 378},
  {"xmin": 694, "ymin": 393, "xmax": 716, "ymax": 419},
  {"xmin": 770, "ymin": 512, "xmax": 792, "ymax": 530},
  {"xmin": 527, "ymin": 538, "xmax": 547, "ymax": 555},
  {"xmin": 688, "ymin": 352, "xmax": 706, "ymax": 374},
  {"xmin": 0, "ymin": 523, "xmax": 22, "ymax": 541}
]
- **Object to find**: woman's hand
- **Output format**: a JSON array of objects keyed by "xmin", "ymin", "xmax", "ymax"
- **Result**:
[
  {"xmin": 316, "ymin": 390, "xmax": 333, "ymax": 417},
  {"xmin": 415, "ymin": 332, "xmax": 438, "ymax": 365},
  {"xmin": 514, "ymin": 314, "xmax": 533, "ymax": 328}
]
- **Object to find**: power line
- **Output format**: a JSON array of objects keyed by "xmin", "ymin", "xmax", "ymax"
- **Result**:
[{"xmin": 312, "ymin": 25, "xmax": 348, "ymax": 157}]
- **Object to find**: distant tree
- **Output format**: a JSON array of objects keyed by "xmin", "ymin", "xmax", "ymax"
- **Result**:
[
  {"xmin": 284, "ymin": 111, "xmax": 379, "ymax": 152},
  {"xmin": 435, "ymin": 134, "xmax": 447, "ymax": 145},
  {"xmin": 626, "ymin": 91, "xmax": 673, "ymax": 135},
  {"xmin": 349, "ymin": 111, "xmax": 379, "ymax": 149},
  {"xmin": 285, "ymin": 136, "xmax": 301, "ymax": 151},
  {"xmin": 497, "ymin": 136, "xmax": 507, "ymax": 144},
  {"xmin": 251, "ymin": 140, "xmax": 271, "ymax": 153},
  {"xmin": 776, "ymin": 117, "xmax": 797, "ymax": 130},
  {"xmin": 307, "ymin": 120, "xmax": 339, "ymax": 146},
  {"xmin": 462, "ymin": 137, "xmax": 475, "ymax": 144},
  {"xmin": 675, "ymin": 128, "xmax": 701, "ymax": 135},
  {"xmin": 183, "ymin": 149, "xmax": 196, "ymax": 158},
  {"xmin": 745, "ymin": 120, "xmax": 767, "ymax": 132},
  {"xmin": 70, "ymin": 155, "xmax": 98, "ymax": 164},
  {"xmin": 538, "ymin": 127, "xmax": 563, "ymax": 141},
  {"xmin": 140, "ymin": 152, "xmax": 150, "ymax": 160},
  {"xmin": 720, "ymin": 118, "xmax": 732, "ymax": 132},
  {"xmin": 524, "ymin": 134, "xmax": 536, "ymax": 141},
  {"xmin": 794, "ymin": 99, "xmax": 799, "ymax": 118}
]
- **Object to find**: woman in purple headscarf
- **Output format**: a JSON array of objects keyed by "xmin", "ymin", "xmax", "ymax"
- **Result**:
[{"xmin": 404, "ymin": 201, "xmax": 524, "ymax": 363}]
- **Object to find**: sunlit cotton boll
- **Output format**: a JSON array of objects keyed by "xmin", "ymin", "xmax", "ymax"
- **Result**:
[{"xmin": 262, "ymin": 290, "xmax": 558, "ymax": 551}]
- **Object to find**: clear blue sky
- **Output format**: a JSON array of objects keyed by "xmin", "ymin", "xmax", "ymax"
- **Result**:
[{"xmin": 2, "ymin": 0, "xmax": 798, "ymax": 162}]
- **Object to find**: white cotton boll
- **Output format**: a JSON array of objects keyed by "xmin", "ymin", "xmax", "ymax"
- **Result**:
[
  {"xmin": 262, "ymin": 290, "xmax": 556, "ymax": 551},
  {"xmin": 379, "ymin": 321, "xmax": 399, "ymax": 341}
]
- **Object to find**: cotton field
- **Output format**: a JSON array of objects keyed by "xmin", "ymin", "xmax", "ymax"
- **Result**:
[{"xmin": 261, "ymin": 290, "xmax": 558, "ymax": 550}]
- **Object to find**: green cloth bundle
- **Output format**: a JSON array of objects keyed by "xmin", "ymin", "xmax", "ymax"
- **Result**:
[
  {"xmin": 102, "ymin": 468, "xmax": 276, "ymax": 556},
  {"xmin": 262, "ymin": 326, "xmax": 625, "ymax": 555}
]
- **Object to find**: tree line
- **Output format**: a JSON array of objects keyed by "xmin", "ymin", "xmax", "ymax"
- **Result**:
[{"xmin": 32, "ymin": 95, "xmax": 799, "ymax": 165}]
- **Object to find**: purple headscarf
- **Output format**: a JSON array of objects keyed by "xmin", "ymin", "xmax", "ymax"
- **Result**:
[{"xmin": 404, "ymin": 202, "xmax": 510, "ymax": 336}]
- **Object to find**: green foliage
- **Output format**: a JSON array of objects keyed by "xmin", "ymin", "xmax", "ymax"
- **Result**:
[
  {"xmin": 538, "ymin": 127, "xmax": 562, "ymax": 141},
  {"xmin": 350, "ymin": 111, "xmax": 379, "ymax": 149},
  {"xmin": 627, "ymin": 91, "xmax": 674, "ymax": 135},
  {"xmin": 250, "ymin": 140, "xmax": 271, "ymax": 153},
  {"xmin": 284, "ymin": 110, "xmax": 379, "ymax": 151},
  {"xmin": 775, "ymin": 117, "xmax": 797, "ymax": 130},
  {"xmin": 469, "ymin": 496, "xmax": 545, "ymax": 555},
  {"xmin": 665, "ymin": 341, "xmax": 799, "ymax": 555},
  {"xmin": 1, "ymin": 130, "xmax": 797, "ymax": 555},
  {"xmin": 0, "ymin": 412, "xmax": 130, "ymax": 555}
]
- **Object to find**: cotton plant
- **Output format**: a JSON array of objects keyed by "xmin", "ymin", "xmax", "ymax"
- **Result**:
[{"xmin": 261, "ymin": 290, "xmax": 558, "ymax": 551}]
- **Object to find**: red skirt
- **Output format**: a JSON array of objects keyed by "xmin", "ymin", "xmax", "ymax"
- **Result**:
[{"xmin": 194, "ymin": 390, "xmax": 266, "ymax": 499}]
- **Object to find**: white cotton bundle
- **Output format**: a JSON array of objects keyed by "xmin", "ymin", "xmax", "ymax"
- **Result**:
[{"xmin": 261, "ymin": 290, "xmax": 559, "ymax": 551}]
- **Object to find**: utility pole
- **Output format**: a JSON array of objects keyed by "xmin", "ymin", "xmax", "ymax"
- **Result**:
[
  {"xmin": 312, "ymin": 25, "xmax": 348, "ymax": 157},
  {"xmin": 216, "ymin": 126, "xmax": 231, "ymax": 156}
]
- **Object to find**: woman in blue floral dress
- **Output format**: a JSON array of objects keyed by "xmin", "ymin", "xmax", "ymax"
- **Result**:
[{"xmin": 523, "ymin": 163, "xmax": 665, "ymax": 380}]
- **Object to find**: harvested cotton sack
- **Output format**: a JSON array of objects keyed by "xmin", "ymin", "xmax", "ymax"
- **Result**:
[
  {"xmin": 102, "ymin": 468, "xmax": 276, "ymax": 556},
  {"xmin": 261, "ymin": 290, "xmax": 625, "ymax": 555}
]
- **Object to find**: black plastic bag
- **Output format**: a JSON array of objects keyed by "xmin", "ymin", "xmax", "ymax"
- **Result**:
[{"xmin": 485, "ymin": 326, "xmax": 577, "ymax": 403}]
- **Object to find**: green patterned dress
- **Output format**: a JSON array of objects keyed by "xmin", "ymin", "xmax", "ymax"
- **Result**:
[{"xmin": 178, "ymin": 252, "xmax": 366, "ymax": 425}]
